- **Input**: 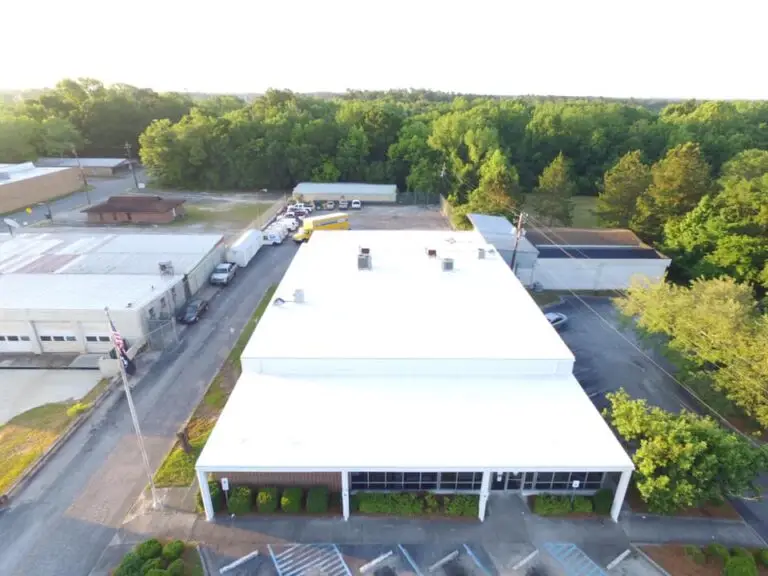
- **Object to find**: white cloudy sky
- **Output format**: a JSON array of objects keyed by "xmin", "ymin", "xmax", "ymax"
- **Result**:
[{"xmin": 3, "ymin": 0, "xmax": 766, "ymax": 99}]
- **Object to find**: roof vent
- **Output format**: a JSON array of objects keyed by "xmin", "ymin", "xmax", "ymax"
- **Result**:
[
  {"xmin": 426, "ymin": 248, "xmax": 437, "ymax": 258},
  {"xmin": 293, "ymin": 289, "xmax": 305, "ymax": 303},
  {"xmin": 358, "ymin": 253, "xmax": 372, "ymax": 270},
  {"xmin": 478, "ymin": 248, "xmax": 485, "ymax": 260},
  {"xmin": 442, "ymin": 258, "xmax": 454, "ymax": 271},
  {"xmin": 360, "ymin": 247, "xmax": 370, "ymax": 255}
]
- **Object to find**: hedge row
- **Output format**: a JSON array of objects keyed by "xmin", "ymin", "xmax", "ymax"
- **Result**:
[
  {"xmin": 682, "ymin": 544, "xmax": 768, "ymax": 575},
  {"xmin": 197, "ymin": 482, "xmax": 330, "ymax": 516},
  {"xmin": 353, "ymin": 492, "xmax": 479, "ymax": 517},
  {"xmin": 532, "ymin": 489, "xmax": 614, "ymax": 516},
  {"xmin": 113, "ymin": 539, "xmax": 187, "ymax": 576}
]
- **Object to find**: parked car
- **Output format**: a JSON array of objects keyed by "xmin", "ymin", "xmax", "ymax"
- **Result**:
[
  {"xmin": 324, "ymin": 200, "xmax": 336, "ymax": 210},
  {"xmin": 277, "ymin": 217, "xmax": 300, "ymax": 231},
  {"xmin": 286, "ymin": 208, "xmax": 309, "ymax": 219},
  {"xmin": 545, "ymin": 312, "xmax": 568, "ymax": 330},
  {"xmin": 209, "ymin": 262, "xmax": 237, "ymax": 286},
  {"xmin": 351, "ymin": 199, "xmax": 362, "ymax": 209},
  {"xmin": 338, "ymin": 199, "xmax": 349, "ymax": 209},
  {"xmin": 290, "ymin": 202, "xmax": 313, "ymax": 213},
  {"xmin": 178, "ymin": 298, "xmax": 209, "ymax": 324}
]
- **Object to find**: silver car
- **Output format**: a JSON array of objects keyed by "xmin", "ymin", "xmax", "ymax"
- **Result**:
[
  {"xmin": 545, "ymin": 312, "xmax": 568, "ymax": 330},
  {"xmin": 209, "ymin": 262, "xmax": 237, "ymax": 286}
]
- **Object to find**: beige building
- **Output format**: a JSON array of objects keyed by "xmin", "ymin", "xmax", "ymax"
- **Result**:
[{"xmin": 0, "ymin": 162, "xmax": 82, "ymax": 214}]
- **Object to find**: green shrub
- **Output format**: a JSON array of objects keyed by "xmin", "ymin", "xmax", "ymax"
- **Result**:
[
  {"xmin": 756, "ymin": 549, "xmax": 768, "ymax": 567},
  {"xmin": 280, "ymin": 487, "xmax": 303, "ymax": 513},
  {"xmin": 443, "ymin": 494, "xmax": 479, "ymax": 517},
  {"xmin": 142, "ymin": 557, "xmax": 166, "ymax": 574},
  {"xmin": 424, "ymin": 493, "xmax": 440, "ymax": 514},
  {"xmin": 257, "ymin": 487, "xmax": 279, "ymax": 513},
  {"xmin": 114, "ymin": 552, "xmax": 144, "ymax": 576},
  {"xmin": 145, "ymin": 570, "xmax": 169, "ymax": 576},
  {"xmin": 593, "ymin": 489, "xmax": 613, "ymax": 515},
  {"xmin": 196, "ymin": 480, "xmax": 224, "ymax": 514},
  {"xmin": 227, "ymin": 486, "xmax": 253, "ymax": 515},
  {"xmin": 732, "ymin": 547, "xmax": 755, "ymax": 560},
  {"xmin": 683, "ymin": 545, "xmax": 705, "ymax": 565},
  {"xmin": 357, "ymin": 492, "xmax": 424, "ymax": 516},
  {"xmin": 135, "ymin": 539, "xmax": 163, "ymax": 560},
  {"xmin": 166, "ymin": 558, "xmax": 185, "ymax": 576},
  {"xmin": 572, "ymin": 496, "xmax": 593, "ymax": 513},
  {"xmin": 724, "ymin": 556, "xmax": 758, "ymax": 576},
  {"xmin": 705, "ymin": 543, "xmax": 730, "ymax": 564},
  {"xmin": 533, "ymin": 494, "xmax": 572, "ymax": 516},
  {"xmin": 306, "ymin": 486, "xmax": 329, "ymax": 513},
  {"xmin": 162, "ymin": 540, "xmax": 185, "ymax": 562}
]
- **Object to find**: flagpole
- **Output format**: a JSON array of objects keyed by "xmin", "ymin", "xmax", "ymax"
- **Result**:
[{"xmin": 105, "ymin": 307, "xmax": 160, "ymax": 509}]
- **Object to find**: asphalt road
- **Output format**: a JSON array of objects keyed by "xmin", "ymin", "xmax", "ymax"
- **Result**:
[
  {"xmin": 0, "ymin": 241, "xmax": 298, "ymax": 576},
  {"xmin": 3, "ymin": 170, "xmax": 143, "ymax": 226}
]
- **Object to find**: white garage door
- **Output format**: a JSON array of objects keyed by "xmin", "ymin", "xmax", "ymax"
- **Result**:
[
  {"xmin": 34, "ymin": 323, "xmax": 82, "ymax": 353},
  {"xmin": 0, "ymin": 334, "xmax": 35, "ymax": 353},
  {"xmin": 81, "ymin": 322, "xmax": 113, "ymax": 353}
]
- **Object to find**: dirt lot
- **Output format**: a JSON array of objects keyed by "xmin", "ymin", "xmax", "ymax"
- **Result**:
[{"xmin": 347, "ymin": 205, "xmax": 449, "ymax": 230}]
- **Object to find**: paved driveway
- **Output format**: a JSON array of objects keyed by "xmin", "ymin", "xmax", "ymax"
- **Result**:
[{"xmin": 0, "ymin": 369, "xmax": 103, "ymax": 424}]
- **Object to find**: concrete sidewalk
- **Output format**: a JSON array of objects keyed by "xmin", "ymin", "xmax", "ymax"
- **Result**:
[{"xmin": 621, "ymin": 512, "xmax": 765, "ymax": 547}]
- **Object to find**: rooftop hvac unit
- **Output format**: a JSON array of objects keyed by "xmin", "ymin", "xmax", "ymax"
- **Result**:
[
  {"xmin": 442, "ymin": 258, "xmax": 454, "ymax": 271},
  {"xmin": 478, "ymin": 248, "xmax": 485, "ymax": 259},
  {"xmin": 426, "ymin": 248, "xmax": 437, "ymax": 258},
  {"xmin": 293, "ymin": 289, "xmax": 305, "ymax": 303},
  {"xmin": 360, "ymin": 247, "xmax": 370, "ymax": 255},
  {"xmin": 358, "ymin": 253, "xmax": 372, "ymax": 270},
  {"xmin": 158, "ymin": 261, "xmax": 174, "ymax": 275}
]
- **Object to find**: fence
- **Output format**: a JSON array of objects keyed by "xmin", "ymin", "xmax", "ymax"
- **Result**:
[
  {"xmin": 397, "ymin": 191, "xmax": 441, "ymax": 206},
  {"xmin": 251, "ymin": 196, "xmax": 288, "ymax": 231},
  {"xmin": 440, "ymin": 195, "xmax": 458, "ymax": 230},
  {"xmin": 145, "ymin": 317, "xmax": 179, "ymax": 351}
]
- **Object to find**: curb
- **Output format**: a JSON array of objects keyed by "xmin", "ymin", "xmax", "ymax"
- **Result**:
[
  {"xmin": 539, "ymin": 296, "xmax": 565, "ymax": 310},
  {"xmin": 1, "ymin": 376, "xmax": 119, "ymax": 505},
  {"xmin": 630, "ymin": 545, "xmax": 671, "ymax": 576}
]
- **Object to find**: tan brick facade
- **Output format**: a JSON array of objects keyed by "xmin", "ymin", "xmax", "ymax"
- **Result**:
[
  {"xmin": 212, "ymin": 471, "xmax": 342, "ymax": 491},
  {"xmin": 0, "ymin": 168, "xmax": 82, "ymax": 214}
]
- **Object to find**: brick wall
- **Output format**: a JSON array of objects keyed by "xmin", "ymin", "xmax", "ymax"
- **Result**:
[
  {"xmin": 212, "ymin": 471, "xmax": 342, "ymax": 491},
  {"xmin": 0, "ymin": 168, "xmax": 82, "ymax": 214},
  {"xmin": 86, "ymin": 208, "xmax": 181, "ymax": 224}
]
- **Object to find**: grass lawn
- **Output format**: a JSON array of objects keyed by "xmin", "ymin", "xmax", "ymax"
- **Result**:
[
  {"xmin": 176, "ymin": 203, "xmax": 269, "ymax": 228},
  {"xmin": 528, "ymin": 291, "xmax": 563, "ymax": 307},
  {"xmin": 571, "ymin": 196, "xmax": 599, "ymax": 228},
  {"xmin": 154, "ymin": 285, "xmax": 278, "ymax": 487},
  {"xmin": 0, "ymin": 378, "xmax": 109, "ymax": 494}
]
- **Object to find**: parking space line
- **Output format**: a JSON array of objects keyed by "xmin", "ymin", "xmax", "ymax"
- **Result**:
[
  {"xmin": 462, "ymin": 545, "xmax": 492, "ymax": 576},
  {"xmin": 332, "ymin": 544, "xmax": 353, "ymax": 576},
  {"xmin": 268, "ymin": 545, "xmax": 284, "ymax": 576},
  {"xmin": 275, "ymin": 544, "xmax": 301, "ymax": 559},
  {"xmin": 398, "ymin": 544, "xmax": 423, "ymax": 576}
]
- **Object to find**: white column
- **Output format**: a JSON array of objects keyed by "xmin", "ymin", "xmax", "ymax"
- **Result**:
[
  {"xmin": 197, "ymin": 469, "xmax": 215, "ymax": 521},
  {"xmin": 341, "ymin": 471, "xmax": 350, "ymax": 521},
  {"xmin": 478, "ymin": 471, "xmax": 491, "ymax": 522},
  {"xmin": 611, "ymin": 470, "xmax": 632, "ymax": 522}
]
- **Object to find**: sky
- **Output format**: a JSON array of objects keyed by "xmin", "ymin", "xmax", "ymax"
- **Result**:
[{"xmin": 3, "ymin": 0, "xmax": 766, "ymax": 99}]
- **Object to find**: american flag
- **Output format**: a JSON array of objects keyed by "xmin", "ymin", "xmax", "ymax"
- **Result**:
[{"xmin": 109, "ymin": 318, "xmax": 129, "ymax": 366}]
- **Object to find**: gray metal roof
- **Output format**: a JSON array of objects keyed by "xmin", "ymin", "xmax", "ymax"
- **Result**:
[
  {"xmin": 293, "ymin": 182, "xmax": 397, "ymax": 196},
  {"xmin": 36, "ymin": 157, "xmax": 129, "ymax": 169},
  {"xmin": 467, "ymin": 213, "xmax": 515, "ymax": 235}
]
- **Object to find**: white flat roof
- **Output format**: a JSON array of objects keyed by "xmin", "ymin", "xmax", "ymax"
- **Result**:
[
  {"xmin": 197, "ymin": 373, "xmax": 633, "ymax": 472},
  {"xmin": 0, "ymin": 273, "xmax": 178, "ymax": 311},
  {"xmin": 0, "ymin": 162, "xmax": 70, "ymax": 185},
  {"xmin": 243, "ymin": 230, "xmax": 573, "ymax": 362},
  {"xmin": 293, "ymin": 182, "xmax": 397, "ymax": 196},
  {"xmin": 36, "ymin": 157, "xmax": 128, "ymax": 168}
]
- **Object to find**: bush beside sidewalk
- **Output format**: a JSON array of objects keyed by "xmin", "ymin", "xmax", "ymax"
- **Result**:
[{"xmin": 153, "ymin": 285, "xmax": 277, "ymax": 487}]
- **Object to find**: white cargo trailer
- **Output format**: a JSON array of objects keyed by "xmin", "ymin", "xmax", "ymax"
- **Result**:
[{"xmin": 226, "ymin": 229, "xmax": 263, "ymax": 267}]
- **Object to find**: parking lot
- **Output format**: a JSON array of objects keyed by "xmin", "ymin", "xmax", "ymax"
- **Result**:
[{"xmin": 346, "ymin": 205, "xmax": 449, "ymax": 231}]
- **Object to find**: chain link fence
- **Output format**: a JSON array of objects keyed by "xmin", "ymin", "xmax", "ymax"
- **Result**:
[
  {"xmin": 145, "ymin": 317, "xmax": 179, "ymax": 351},
  {"xmin": 397, "ymin": 191, "xmax": 441, "ymax": 206}
]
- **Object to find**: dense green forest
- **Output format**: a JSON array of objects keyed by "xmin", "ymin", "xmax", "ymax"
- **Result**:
[{"xmin": 2, "ymin": 79, "xmax": 767, "ymax": 291}]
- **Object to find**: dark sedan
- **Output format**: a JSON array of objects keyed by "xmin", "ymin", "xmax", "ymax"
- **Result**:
[{"xmin": 178, "ymin": 298, "xmax": 208, "ymax": 324}]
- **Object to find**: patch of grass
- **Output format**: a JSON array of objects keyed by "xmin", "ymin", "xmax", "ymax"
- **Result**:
[
  {"xmin": 175, "ymin": 203, "xmax": 268, "ymax": 228},
  {"xmin": 571, "ymin": 196, "xmax": 600, "ymax": 228},
  {"xmin": 154, "ymin": 285, "xmax": 278, "ymax": 487},
  {"xmin": 0, "ymin": 378, "xmax": 110, "ymax": 494},
  {"xmin": 528, "ymin": 290, "xmax": 562, "ymax": 307}
]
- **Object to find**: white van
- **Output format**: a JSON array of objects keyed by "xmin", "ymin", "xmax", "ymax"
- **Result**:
[{"xmin": 263, "ymin": 229, "xmax": 285, "ymax": 245}]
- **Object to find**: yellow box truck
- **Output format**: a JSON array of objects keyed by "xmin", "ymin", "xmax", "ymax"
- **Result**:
[{"xmin": 293, "ymin": 212, "xmax": 350, "ymax": 242}]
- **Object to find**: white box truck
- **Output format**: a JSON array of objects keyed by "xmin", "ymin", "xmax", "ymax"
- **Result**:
[{"xmin": 226, "ymin": 229, "xmax": 263, "ymax": 267}]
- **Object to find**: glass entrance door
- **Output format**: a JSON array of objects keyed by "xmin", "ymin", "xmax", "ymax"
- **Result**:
[{"xmin": 490, "ymin": 472, "xmax": 523, "ymax": 491}]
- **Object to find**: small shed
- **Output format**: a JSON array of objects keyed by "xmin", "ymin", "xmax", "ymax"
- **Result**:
[
  {"xmin": 36, "ymin": 157, "xmax": 132, "ymax": 177},
  {"xmin": 82, "ymin": 195, "xmax": 185, "ymax": 224},
  {"xmin": 293, "ymin": 182, "xmax": 397, "ymax": 203}
]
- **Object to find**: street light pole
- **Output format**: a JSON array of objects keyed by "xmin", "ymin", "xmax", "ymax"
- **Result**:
[
  {"xmin": 510, "ymin": 211, "xmax": 526, "ymax": 272},
  {"xmin": 105, "ymin": 308, "xmax": 160, "ymax": 509},
  {"xmin": 124, "ymin": 142, "xmax": 140, "ymax": 189},
  {"xmin": 72, "ymin": 147, "xmax": 90, "ymax": 204}
]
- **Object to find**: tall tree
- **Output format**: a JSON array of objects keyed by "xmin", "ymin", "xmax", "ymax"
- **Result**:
[
  {"xmin": 632, "ymin": 142, "xmax": 712, "ymax": 242},
  {"xmin": 605, "ymin": 389, "xmax": 768, "ymax": 514},
  {"xmin": 466, "ymin": 149, "xmax": 521, "ymax": 219},
  {"xmin": 527, "ymin": 152, "xmax": 575, "ymax": 226},
  {"xmin": 719, "ymin": 149, "xmax": 768, "ymax": 183},
  {"xmin": 597, "ymin": 150, "xmax": 651, "ymax": 228}
]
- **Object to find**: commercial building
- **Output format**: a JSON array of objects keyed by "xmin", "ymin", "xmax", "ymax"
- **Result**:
[
  {"xmin": 0, "ymin": 232, "xmax": 223, "ymax": 354},
  {"xmin": 468, "ymin": 214, "xmax": 671, "ymax": 290},
  {"xmin": 0, "ymin": 162, "xmax": 82, "ymax": 214},
  {"xmin": 82, "ymin": 196, "xmax": 186, "ymax": 224},
  {"xmin": 36, "ymin": 157, "xmax": 132, "ymax": 177},
  {"xmin": 196, "ymin": 230, "xmax": 634, "ymax": 522},
  {"xmin": 292, "ymin": 182, "xmax": 397, "ymax": 203}
]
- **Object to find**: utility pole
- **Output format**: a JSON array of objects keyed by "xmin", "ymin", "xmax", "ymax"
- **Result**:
[
  {"xmin": 105, "ymin": 308, "xmax": 160, "ymax": 510},
  {"xmin": 509, "ymin": 211, "xmax": 526, "ymax": 272},
  {"xmin": 124, "ymin": 142, "xmax": 140, "ymax": 189},
  {"xmin": 72, "ymin": 147, "xmax": 90, "ymax": 204}
]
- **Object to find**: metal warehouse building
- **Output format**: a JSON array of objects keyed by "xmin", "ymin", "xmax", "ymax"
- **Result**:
[
  {"xmin": 36, "ymin": 157, "xmax": 132, "ymax": 178},
  {"xmin": 196, "ymin": 230, "xmax": 634, "ymax": 522},
  {"xmin": 0, "ymin": 232, "xmax": 223, "ymax": 354},
  {"xmin": 0, "ymin": 162, "xmax": 83, "ymax": 214},
  {"xmin": 292, "ymin": 182, "xmax": 397, "ymax": 203},
  {"xmin": 468, "ymin": 214, "xmax": 671, "ymax": 290}
]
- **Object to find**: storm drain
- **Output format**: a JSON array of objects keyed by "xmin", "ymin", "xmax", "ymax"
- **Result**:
[
  {"xmin": 268, "ymin": 544, "xmax": 352, "ymax": 576},
  {"xmin": 541, "ymin": 543, "xmax": 606, "ymax": 576}
]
